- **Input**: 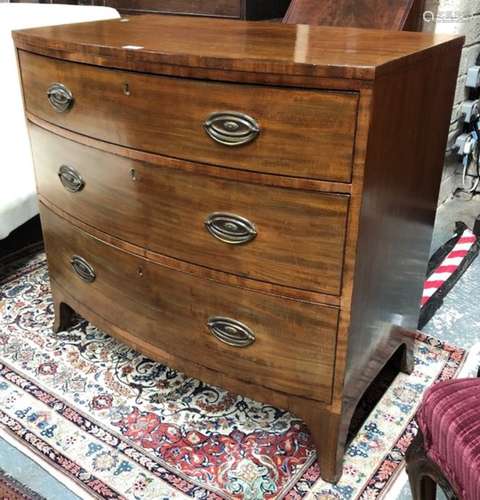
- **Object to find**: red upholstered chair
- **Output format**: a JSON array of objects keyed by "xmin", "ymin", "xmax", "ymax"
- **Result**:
[{"xmin": 406, "ymin": 379, "xmax": 480, "ymax": 500}]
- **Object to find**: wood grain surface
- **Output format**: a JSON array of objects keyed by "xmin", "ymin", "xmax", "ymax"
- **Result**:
[
  {"xmin": 103, "ymin": 0, "xmax": 291, "ymax": 19},
  {"xmin": 30, "ymin": 123, "xmax": 349, "ymax": 295},
  {"xmin": 15, "ymin": 16, "xmax": 464, "ymax": 484},
  {"xmin": 20, "ymin": 51, "xmax": 357, "ymax": 182},
  {"xmin": 38, "ymin": 195, "xmax": 343, "ymax": 307},
  {"xmin": 12, "ymin": 15, "xmax": 463, "ymax": 81},
  {"xmin": 41, "ymin": 203, "xmax": 339, "ymax": 403},
  {"xmin": 343, "ymin": 39, "xmax": 463, "ymax": 399},
  {"xmin": 283, "ymin": 0, "xmax": 424, "ymax": 31},
  {"xmin": 108, "ymin": 0, "xmax": 242, "ymax": 17},
  {"xmin": 28, "ymin": 113, "xmax": 353, "ymax": 195}
]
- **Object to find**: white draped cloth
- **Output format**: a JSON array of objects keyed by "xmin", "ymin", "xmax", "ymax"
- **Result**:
[{"xmin": 0, "ymin": 3, "xmax": 119, "ymax": 239}]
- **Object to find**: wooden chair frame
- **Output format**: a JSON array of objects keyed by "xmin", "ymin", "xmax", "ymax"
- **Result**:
[
  {"xmin": 406, "ymin": 429, "xmax": 458, "ymax": 500},
  {"xmin": 283, "ymin": 0, "xmax": 426, "ymax": 31}
]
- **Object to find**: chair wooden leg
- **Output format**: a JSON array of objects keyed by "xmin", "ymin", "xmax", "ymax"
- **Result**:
[
  {"xmin": 412, "ymin": 471, "xmax": 437, "ymax": 500},
  {"xmin": 406, "ymin": 428, "xmax": 458, "ymax": 500}
]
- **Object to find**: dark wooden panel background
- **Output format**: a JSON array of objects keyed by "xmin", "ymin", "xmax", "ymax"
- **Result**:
[
  {"xmin": 8, "ymin": 0, "xmax": 424, "ymax": 28},
  {"xmin": 9, "ymin": 0, "xmax": 292, "ymax": 19}
]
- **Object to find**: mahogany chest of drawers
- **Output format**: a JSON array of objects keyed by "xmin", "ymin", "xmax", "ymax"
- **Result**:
[{"xmin": 13, "ymin": 16, "xmax": 463, "ymax": 483}]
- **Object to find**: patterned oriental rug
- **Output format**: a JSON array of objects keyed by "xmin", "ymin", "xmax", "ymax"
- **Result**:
[{"xmin": 0, "ymin": 246, "xmax": 476, "ymax": 500}]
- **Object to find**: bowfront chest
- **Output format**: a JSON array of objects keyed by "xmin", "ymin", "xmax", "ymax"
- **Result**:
[{"xmin": 13, "ymin": 16, "xmax": 463, "ymax": 483}]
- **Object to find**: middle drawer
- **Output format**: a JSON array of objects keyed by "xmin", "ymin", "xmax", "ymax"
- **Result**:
[{"xmin": 31, "ymin": 124, "xmax": 349, "ymax": 295}]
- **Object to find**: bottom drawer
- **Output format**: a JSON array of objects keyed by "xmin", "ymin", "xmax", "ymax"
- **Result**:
[{"xmin": 41, "ymin": 204, "xmax": 339, "ymax": 403}]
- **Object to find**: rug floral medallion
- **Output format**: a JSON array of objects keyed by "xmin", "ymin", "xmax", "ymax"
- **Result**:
[{"xmin": 0, "ymin": 249, "xmax": 468, "ymax": 499}]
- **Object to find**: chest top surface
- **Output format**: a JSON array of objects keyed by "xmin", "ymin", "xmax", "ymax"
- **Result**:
[{"xmin": 13, "ymin": 14, "xmax": 463, "ymax": 81}]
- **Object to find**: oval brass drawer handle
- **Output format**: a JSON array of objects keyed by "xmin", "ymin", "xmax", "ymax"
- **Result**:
[
  {"xmin": 203, "ymin": 111, "xmax": 260, "ymax": 146},
  {"xmin": 70, "ymin": 256, "xmax": 96, "ymax": 283},
  {"xmin": 204, "ymin": 212, "xmax": 257, "ymax": 245},
  {"xmin": 58, "ymin": 165, "xmax": 85, "ymax": 193},
  {"xmin": 207, "ymin": 317, "xmax": 255, "ymax": 347},
  {"xmin": 47, "ymin": 83, "xmax": 74, "ymax": 113}
]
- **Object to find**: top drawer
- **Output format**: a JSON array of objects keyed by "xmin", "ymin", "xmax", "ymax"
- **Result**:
[{"xmin": 19, "ymin": 51, "xmax": 357, "ymax": 182}]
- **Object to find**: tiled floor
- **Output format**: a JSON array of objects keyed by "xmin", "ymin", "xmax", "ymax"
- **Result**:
[
  {"xmin": 398, "ymin": 194, "xmax": 480, "ymax": 500},
  {"xmin": 424, "ymin": 195, "xmax": 480, "ymax": 350},
  {"xmin": 1, "ymin": 195, "xmax": 479, "ymax": 500},
  {"xmin": 0, "ymin": 436, "xmax": 80, "ymax": 500}
]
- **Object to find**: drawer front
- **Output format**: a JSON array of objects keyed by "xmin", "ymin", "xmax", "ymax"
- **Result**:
[
  {"xmin": 20, "ymin": 51, "xmax": 357, "ymax": 183},
  {"xmin": 41, "ymin": 204, "xmax": 338, "ymax": 402},
  {"xmin": 31, "ymin": 125, "xmax": 349, "ymax": 295},
  {"xmin": 104, "ymin": 0, "xmax": 242, "ymax": 17}
]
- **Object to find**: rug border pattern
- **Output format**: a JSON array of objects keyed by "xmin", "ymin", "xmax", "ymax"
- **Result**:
[{"xmin": 0, "ymin": 360, "xmax": 220, "ymax": 499}]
